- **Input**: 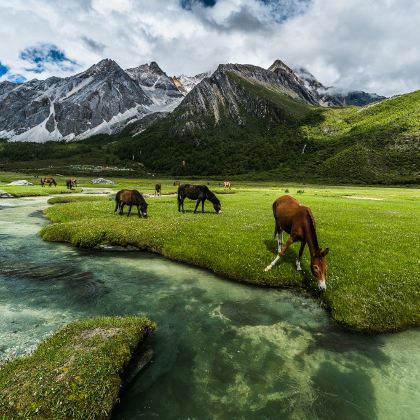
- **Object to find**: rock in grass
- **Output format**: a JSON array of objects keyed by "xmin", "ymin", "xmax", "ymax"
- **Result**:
[{"xmin": 0, "ymin": 316, "xmax": 156, "ymax": 419}]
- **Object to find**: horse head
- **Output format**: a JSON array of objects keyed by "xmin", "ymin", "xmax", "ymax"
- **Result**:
[
  {"xmin": 141, "ymin": 202, "xmax": 148, "ymax": 217},
  {"xmin": 213, "ymin": 201, "xmax": 222, "ymax": 214},
  {"xmin": 310, "ymin": 248, "xmax": 329, "ymax": 290}
]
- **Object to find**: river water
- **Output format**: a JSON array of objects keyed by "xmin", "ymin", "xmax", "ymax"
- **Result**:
[{"xmin": 0, "ymin": 198, "xmax": 419, "ymax": 419}]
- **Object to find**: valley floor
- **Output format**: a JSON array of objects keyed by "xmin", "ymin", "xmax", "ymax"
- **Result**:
[{"xmin": 11, "ymin": 175, "xmax": 416, "ymax": 334}]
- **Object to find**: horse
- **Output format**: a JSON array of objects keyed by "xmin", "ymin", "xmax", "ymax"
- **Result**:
[
  {"xmin": 264, "ymin": 195, "xmax": 329, "ymax": 291},
  {"xmin": 66, "ymin": 178, "xmax": 77, "ymax": 190},
  {"xmin": 40, "ymin": 177, "xmax": 57, "ymax": 187},
  {"xmin": 177, "ymin": 184, "xmax": 221, "ymax": 214},
  {"xmin": 114, "ymin": 189, "xmax": 148, "ymax": 217},
  {"xmin": 224, "ymin": 181, "xmax": 231, "ymax": 189},
  {"xmin": 155, "ymin": 183, "xmax": 161, "ymax": 197},
  {"xmin": 173, "ymin": 180, "xmax": 180, "ymax": 186}
]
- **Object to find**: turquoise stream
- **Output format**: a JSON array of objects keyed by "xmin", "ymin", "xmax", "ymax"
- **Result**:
[{"xmin": 0, "ymin": 198, "xmax": 419, "ymax": 419}]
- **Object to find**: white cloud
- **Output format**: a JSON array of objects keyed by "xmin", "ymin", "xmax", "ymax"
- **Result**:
[{"xmin": 0, "ymin": 0, "xmax": 418, "ymax": 96}]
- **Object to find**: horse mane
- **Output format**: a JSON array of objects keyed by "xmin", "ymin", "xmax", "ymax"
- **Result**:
[
  {"xmin": 205, "ymin": 187, "xmax": 220, "ymax": 204},
  {"xmin": 306, "ymin": 209, "xmax": 320, "ymax": 252}
]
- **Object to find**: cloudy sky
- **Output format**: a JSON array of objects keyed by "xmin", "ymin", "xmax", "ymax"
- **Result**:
[{"xmin": 0, "ymin": 0, "xmax": 419, "ymax": 96}]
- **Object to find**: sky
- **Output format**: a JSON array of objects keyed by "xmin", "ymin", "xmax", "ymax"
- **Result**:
[{"xmin": 0, "ymin": 0, "xmax": 419, "ymax": 96}]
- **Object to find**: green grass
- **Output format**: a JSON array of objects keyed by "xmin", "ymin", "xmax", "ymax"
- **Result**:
[
  {"xmin": 0, "ymin": 316, "xmax": 156, "ymax": 419},
  {"xmin": 47, "ymin": 195, "xmax": 109, "ymax": 204},
  {"xmin": 40, "ymin": 184, "xmax": 420, "ymax": 333}
]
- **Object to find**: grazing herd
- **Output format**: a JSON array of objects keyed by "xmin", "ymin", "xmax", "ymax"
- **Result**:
[
  {"xmin": 39, "ymin": 177, "xmax": 77, "ymax": 189},
  {"xmin": 38, "ymin": 176, "xmax": 329, "ymax": 289},
  {"xmin": 113, "ymin": 182, "xmax": 329, "ymax": 290}
]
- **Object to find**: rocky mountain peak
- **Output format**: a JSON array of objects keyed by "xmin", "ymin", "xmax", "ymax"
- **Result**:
[
  {"xmin": 268, "ymin": 59, "xmax": 294, "ymax": 75},
  {"xmin": 86, "ymin": 58, "xmax": 122, "ymax": 74}
]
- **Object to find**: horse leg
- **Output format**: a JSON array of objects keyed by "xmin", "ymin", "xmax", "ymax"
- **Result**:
[
  {"xmin": 127, "ymin": 205, "xmax": 132, "ymax": 217},
  {"xmin": 114, "ymin": 200, "xmax": 119, "ymax": 213},
  {"xmin": 276, "ymin": 229, "xmax": 283, "ymax": 253},
  {"xmin": 137, "ymin": 205, "xmax": 141, "ymax": 217},
  {"xmin": 119, "ymin": 204, "xmax": 124, "ymax": 215},
  {"xmin": 194, "ymin": 199, "xmax": 200, "ymax": 213},
  {"xmin": 202, "ymin": 198, "xmax": 205, "ymax": 213},
  {"xmin": 279, "ymin": 236, "xmax": 295, "ymax": 256},
  {"xmin": 264, "ymin": 236, "xmax": 295, "ymax": 272},
  {"xmin": 296, "ymin": 242, "xmax": 305, "ymax": 271}
]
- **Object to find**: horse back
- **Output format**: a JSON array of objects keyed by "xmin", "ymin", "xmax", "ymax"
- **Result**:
[{"xmin": 273, "ymin": 195, "xmax": 309, "ymax": 235}]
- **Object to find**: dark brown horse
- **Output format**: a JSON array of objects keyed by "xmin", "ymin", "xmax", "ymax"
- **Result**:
[
  {"xmin": 264, "ymin": 195, "xmax": 329, "ymax": 291},
  {"xmin": 155, "ymin": 183, "xmax": 161, "ymax": 197},
  {"xmin": 66, "ymin": 178, "xmax": 77, "ymax": 190},
  {"xmin": 40, "ymin": 177, "xmax": 57, "ymax": 187},
  {"xmin": 114, "ymin": 189, "xmax": 148, "ymax": 217},
  {"xmin": 178, "ymin": 184, "xmax": 221, "ymax": 214}
]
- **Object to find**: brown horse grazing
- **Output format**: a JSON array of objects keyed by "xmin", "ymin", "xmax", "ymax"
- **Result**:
[
  {"xmin": 173, "ymin": 180, "xmax": 180, "ymax": 186},
  {"xmin": 178, "ymin": 184, "xmax": 221, "ymax": 214},
  {"xmin": 264, "ymin": 195, "xmax": 329, "ymax": 291},
  {"xmin": 40, "ymin": 177, "xmax": 57, "ymax": 187},
  {"xmin": 154, "ymin": 183, "xmax": 161, "ymax": 197},
  {"xmin": 224, "ymin": 181, "xmax": 231, "ymax": 189},
  {"xmin": 66, "ymin": 178, "xmax": 77, "ymax": 190},
  {"xmin": 115, "ymin": 189, "xmax": 148, "ymax": 217}
]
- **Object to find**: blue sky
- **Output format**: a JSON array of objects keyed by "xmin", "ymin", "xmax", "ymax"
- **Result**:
[{"xmin": 0, "ymin": 0, "xmax": 419, "ymax": 96}]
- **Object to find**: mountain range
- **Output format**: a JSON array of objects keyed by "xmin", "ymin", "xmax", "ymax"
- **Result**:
[{"xmin": 0, "ymin": 58, "xmax": 384, "ymax": 142}]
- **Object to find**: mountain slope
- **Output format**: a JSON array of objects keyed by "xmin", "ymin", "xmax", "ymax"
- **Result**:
[
  {"xmin": 111, "ymin": 81, "xmax": 419, "ymax": 183},
  {"xmin": 0, "ymin": 59, "xmax": 186, "ymax": 142}
]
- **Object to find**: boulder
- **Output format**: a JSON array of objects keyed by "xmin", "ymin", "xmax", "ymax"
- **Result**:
[
  {"xmin": 0, "ymin": 190, "xmax": 14, "ymax": 198},
  {"xmin": 91, "ymin": 178, "xmax": 114, "ymax": 185},
  {"xmin": 7, "ymin": 180, "xmax": 33, "ymax": 186}
]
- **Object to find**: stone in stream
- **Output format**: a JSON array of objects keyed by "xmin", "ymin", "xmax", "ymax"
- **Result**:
[
  {"xmin": 0, "ymin": 190, "xmax": 14, "ymax": 198},
  {"xmin": 7, "ymin": 180, "xmax": 33, "ymax": 186}
]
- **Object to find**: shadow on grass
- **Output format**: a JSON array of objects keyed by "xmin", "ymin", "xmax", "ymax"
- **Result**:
[{"xmin": 263, "ymin": 238, "xmax": 313, "ymax": 289}]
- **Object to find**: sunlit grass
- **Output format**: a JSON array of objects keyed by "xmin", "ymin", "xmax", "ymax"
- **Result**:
[
  {"xmin": 40, "ymin": 184, "xmax": 420, "ymax": 333},
  {"xmin": 0, "ymin": 316, "xmax": 155, "ymax": 419}
]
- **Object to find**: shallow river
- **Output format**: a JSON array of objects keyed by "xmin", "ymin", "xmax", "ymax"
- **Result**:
[{"xmin": 0, "ymin": 198, "xmax": 419, "ymax": 419}]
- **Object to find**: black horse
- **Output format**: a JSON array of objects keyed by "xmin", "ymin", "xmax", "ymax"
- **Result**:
[{"xmin": 178, "ymin": 184, "xmax": 221, "ymax": 214}]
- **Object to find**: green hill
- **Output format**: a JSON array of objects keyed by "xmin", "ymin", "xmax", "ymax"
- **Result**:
[{"xmin": 111, "ymin": 77, "xmax": 419, "ymax": 183}]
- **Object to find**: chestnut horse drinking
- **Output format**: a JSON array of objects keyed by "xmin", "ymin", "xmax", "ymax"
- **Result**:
[
  {"xmin": 114, "ymin": 189, "xmax": 148, "ymax": 217},
  {"xmin": 178, "ymin": 184, "xmax": 221, "ymax": 214},
  {"xmin": 264, "ymin": 195, "xmax": 329, "ymax": 290}
]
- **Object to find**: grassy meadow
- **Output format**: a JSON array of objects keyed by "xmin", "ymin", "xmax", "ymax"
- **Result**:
[
  {"xmin": 39, "ymin": 181, "xmax": 420, "ymax": 333},
  {"xmin": 0, "ymin": 316, "xmax": 155, "ymax": 419}
]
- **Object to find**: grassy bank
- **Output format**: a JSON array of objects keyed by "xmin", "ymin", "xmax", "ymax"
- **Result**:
[
  {"xmin": 0, "ymin": 316, "xmax": 156, "ymax": 419},
  {"xmin": 40, "ymin": 185, "xmax": 420, "ymax": 333}
]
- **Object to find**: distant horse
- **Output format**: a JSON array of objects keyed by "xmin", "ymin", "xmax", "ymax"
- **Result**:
[
  {"xmin": 224, "ymin": 181, "xmax": 231, "ymax": 189},
  {"xmin": 178, "ymin": 184, "xmax": 221, "ymax": 214},
  {"xmin": 66, "ymin": 178, "xmax": 77, "ymax": 190},
  {"xmin": 40, "ymin": 177, "xmax": 57, "ymax": 187},
  {"xmin": 173, "ymin": 180, "xmax": 180, "ymax": 187},
  {"xmin": 155, "ymin": 183, "xmax": 161, "ymax": 197},
  {"xmin": 114, "ymin": 189, "xmax": 148, "ymax": 217},
  {"xmin": 264, "ymin": 195, "xmax": 329, "ymax": 291}
]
